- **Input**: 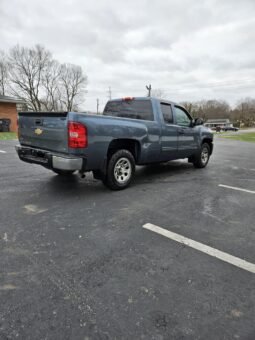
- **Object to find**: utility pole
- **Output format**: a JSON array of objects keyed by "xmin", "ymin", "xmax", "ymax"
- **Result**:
[
  {"xmin": 108, "ymin": 86, "xmax": 112, "ymax": 100},
  {"xmin": 96, "ymin": 98, "xmax": 99, "ymax": 114},
  {"xmin": 146, "ymin": 84, "xmax": 152, "ymax": 97}
]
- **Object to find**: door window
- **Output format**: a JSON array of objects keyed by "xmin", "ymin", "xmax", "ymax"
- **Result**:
[
  {"xmin": 160, "ymin": 103, "xmax": 173, "ymax": 124},
  {"xmin": 175, "ymin": 106, "xmax": 191, "ymax": 127}
]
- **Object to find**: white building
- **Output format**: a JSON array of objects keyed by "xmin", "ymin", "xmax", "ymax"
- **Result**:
[{"xmin": 204, "ymin": 119, "xmax": 233, "ymax": 129}]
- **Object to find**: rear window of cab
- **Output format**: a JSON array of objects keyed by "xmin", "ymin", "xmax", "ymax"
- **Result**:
[{"xmin": 103, "ymin": 100, "xmax": 154, "ymax": 121}]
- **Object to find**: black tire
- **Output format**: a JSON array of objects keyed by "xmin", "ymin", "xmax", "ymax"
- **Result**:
[
  {"xmin": 52, "ymin": 169, "xmax": 75, "ymax": 176},
  {"xmin": 192, "ymin": 143, "xmax": 210, "ymax": 168},
  {"xmin": 103, "ymin": 149, "xmax": 135, "ymax": 190}
]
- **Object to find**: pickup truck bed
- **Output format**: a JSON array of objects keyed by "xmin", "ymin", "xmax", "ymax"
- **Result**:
[{"xmin": 16, "ymin": 97, "xmax": 213, "ymax": 190}]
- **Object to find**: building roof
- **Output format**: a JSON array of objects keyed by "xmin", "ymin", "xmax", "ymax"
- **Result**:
[
  {"xmin": 0, "ymin": 95, "xmax": 25, "ymax": 104},
  {"xmin": 206, "ymin": 118, "xmax": 230, "ymax": 123}
]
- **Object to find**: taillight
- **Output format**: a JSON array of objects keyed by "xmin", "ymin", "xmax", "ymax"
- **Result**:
[{"xmin": 68, "ymin": 121, "xmax": 87, "ymax": 148}]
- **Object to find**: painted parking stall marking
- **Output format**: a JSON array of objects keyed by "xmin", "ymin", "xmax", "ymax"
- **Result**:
[
  {"xmin": 219, "ymin": 184, "xmax": 255, "ymax": 194},
  {"xmin": 0, "ymin": 150, "xmax": 6, "ymax": 154},
  {"xmin": 143, "ymin": 223, "xmax": 255, "ymax": 274}
]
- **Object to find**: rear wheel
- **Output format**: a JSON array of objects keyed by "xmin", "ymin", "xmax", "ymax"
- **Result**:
[
  {"xmin": 192, "ymin": 143, "xmax": 210, "ymax": 168},
  {"xmin": 52, "ymin": 169, "xmax": 75, "ymax": 176},
  {"xmin": 103, "ymin": 149, "xmax": 135, "ymax": 190}
]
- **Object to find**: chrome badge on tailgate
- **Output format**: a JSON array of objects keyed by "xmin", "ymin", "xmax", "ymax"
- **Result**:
[{"xmin": 34, "ymin": 128, "xmax": 43, "ymax": 135}]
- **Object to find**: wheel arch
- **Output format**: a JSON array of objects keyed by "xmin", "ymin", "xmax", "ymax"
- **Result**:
[
  {"xmin": 202, "ymin": 138, "xmax": 213, "ymax": 155},
  {"xmin": 107, "ymin": 138, "xmax": 141, "ymax": 163}
]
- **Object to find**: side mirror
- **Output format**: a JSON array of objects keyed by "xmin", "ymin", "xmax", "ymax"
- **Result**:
[{"xmin": 193, "ymin": 118, "xmax": 204, "ymax": 126}]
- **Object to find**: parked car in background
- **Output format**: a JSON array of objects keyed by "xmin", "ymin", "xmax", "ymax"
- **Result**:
[
  {"xmin": 0, "ymin": 118, "xmax": 11, "ymax": 132},
  {"xmin": 222, "ymin": 126, "xmax": 239, "ymax": 132}
]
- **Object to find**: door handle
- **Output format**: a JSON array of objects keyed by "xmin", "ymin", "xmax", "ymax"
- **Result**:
[
  {"xmin": 178, "ymin": 129, "xmax": 185, "ymax": 135},
  {"xmin": 35, "ymin": 119, "xmax": 43, "ymax": 125}
]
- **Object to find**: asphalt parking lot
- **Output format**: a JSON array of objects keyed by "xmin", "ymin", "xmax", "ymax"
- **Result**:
[{"xmin": 0, "ymin": 138, "xmax": 255, "ymax": 340}]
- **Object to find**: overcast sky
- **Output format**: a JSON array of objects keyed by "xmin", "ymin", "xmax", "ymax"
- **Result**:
[{"xmin": 1, "ymin": 0, "xmax": 255, "ymax": 111}]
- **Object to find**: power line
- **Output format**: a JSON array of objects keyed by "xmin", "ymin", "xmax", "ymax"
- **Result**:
[
  {"xmin": 163, "ymin": 84, "xmax": 255, "ymax": 95},
  {"xmin": 86, "ymin": 78, "xmax": 255, "ymax": 98},
  {"xmin": 84, "ymin": 78, "xmax": 255, "ymax": 104},
  {"xmin": 160, "ymin": 78, "xmax": 255, "ymax": 92}
]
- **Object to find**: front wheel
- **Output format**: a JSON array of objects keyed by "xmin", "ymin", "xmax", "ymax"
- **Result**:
[
  {"xmin": 103, "ymin": 149, "xmax": 135, "ymax": 190},
  {"xmin": 192, "ymin": 143, "xmax": 210, "ymax": 168}
]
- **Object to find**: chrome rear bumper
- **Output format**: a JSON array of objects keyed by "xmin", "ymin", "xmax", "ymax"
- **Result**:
[{"xmin": 16, "ymin": 145, "xmax": 84, "ymax": 171}]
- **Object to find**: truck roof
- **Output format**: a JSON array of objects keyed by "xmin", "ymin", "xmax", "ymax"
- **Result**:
[{"xmin": 108, "ymin": 96, "xmax": 184, "ymax": 108}]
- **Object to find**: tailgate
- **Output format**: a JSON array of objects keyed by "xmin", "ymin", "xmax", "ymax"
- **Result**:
[{"xmin": 18, "ymin": 112, "xmax": 69, "ymax": 154}]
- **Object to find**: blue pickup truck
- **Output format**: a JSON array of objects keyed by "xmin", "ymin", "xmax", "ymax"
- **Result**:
[{"xmin": 16, "ymin": 97, "xmax": 213, "ymax": 190}]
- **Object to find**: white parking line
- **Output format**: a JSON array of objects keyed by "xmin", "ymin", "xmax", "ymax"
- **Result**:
[
  {"xmin": 0, "ymin": 150, "xmax": 6, "ymax": 153},
  {"xmin": 143, "ymin": 223, "xmax": 255, "ymax": 274},
  {"xmin": 219, "ymin": 184, "xmax": 255, "ymax": 194}
]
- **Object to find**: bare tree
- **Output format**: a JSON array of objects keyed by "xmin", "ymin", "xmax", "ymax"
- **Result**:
[
  {"xmin": 180, "ymin": 99, "xmax": 231, "ymax": 120},
  {"xmin": 6, "ymin": 45, "xmax": 87, "ymax": 112},
  {"xmin": 0, "ymin": 51, "xmax": 9, "ymax": 96},
  {"xmin": 233, "ymin": 98, "xmax": 255, "ymax": 127},
  {"xmin": 151, "ymin": 88, "xmax": 166, "ymax": 99},
  {"xmin": 59, "ymin": 64, "xmax": 87, "ymax": 111},
  {"xmin": 180, "ymin": 101, "xmax": 197, "ymax": 117},
  {"xmin": 8, "ymin": 45, "xmax": 51, "ymax": 111},
  {"xmin": 41, "ymin": 59, "xmax": 62, "ymax": 111},
  {"xmin": 201, "ymin": 100, "xmax": 230, "ymax": 120},
  {"xmin": 180, "ymin": 99, "xmax": 255, "ymax": 127}
]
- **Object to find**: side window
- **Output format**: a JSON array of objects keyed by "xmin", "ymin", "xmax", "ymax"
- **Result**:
[
  {"xmin": 175, "ymin": 106, "xmax": 191, "ymax": 127},
  {"xmin": 160, "ymin": 103, "xmax": 173, "ymax": 124}
]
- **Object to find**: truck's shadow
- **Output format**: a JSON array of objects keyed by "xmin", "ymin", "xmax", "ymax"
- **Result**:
[
  {"xmin": 45, "ymin": 160, "xmax": 193, "ymax": 195},
  {"xmin": 47, "ymin": 174, "xmax": 105, "ymax": 195},
  {"xmin": 134, "ymin": 161, "xmax": 193, "ymax": 184}
]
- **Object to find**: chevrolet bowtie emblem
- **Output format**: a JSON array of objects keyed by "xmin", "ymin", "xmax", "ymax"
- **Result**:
[{"xmin": 35, "ymin": 128, "xmax": 43, "ymax": 135}]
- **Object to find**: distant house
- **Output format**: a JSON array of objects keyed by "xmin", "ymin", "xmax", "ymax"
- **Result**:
[
  {"xmin": 204, "ymin": 118, "xmax": 233, "ymax": 129},
  {"xmin": 0, "ymin": 95, "xmax": 25, "ymax": 132}
]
